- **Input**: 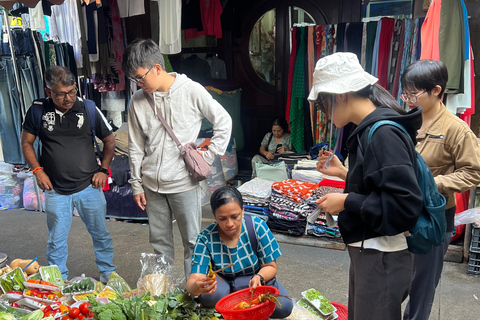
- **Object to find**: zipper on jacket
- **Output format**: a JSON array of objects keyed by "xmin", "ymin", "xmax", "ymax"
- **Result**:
[{"xmin": 428, "ymin": 134, "xmax": 444, "ymax": 139}]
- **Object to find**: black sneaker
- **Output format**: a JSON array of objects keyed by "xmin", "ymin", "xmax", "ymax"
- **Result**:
[{"xmin": 0, "ymin": 253, "xmax": 8, "ymax": 268}]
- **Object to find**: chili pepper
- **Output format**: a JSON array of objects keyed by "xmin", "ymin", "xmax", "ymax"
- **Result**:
[
  {"xmin": 233, "ymin": 301, "xmax": 251, "ymax": 310},
  {"xmin": 206, "ymin": 262, "xmax": 235, "ymax": 283}
]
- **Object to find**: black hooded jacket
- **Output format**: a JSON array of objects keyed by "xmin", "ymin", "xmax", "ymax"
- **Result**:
[{"xmin": 340, "ymin": 106, "xmax": 424, "ymax": 244}]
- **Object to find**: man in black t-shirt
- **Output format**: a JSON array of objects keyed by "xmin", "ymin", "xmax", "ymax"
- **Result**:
[{"xmin": 21, "ymin": 66, "xmax": 116, "ymax": 283}]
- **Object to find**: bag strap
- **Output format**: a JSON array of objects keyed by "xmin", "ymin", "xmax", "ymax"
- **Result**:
[
  {"xmin": 143, "ymin": 91, "xmax": 183, "ymax": 151},
  {"xmin": 31, "ymin": 100, "xmax": 45, "ymax": 136},
  {"xmin": 83, "ymin": 99, "xmax": 102, "ymax": 160},
  {"xmin": 367, "ymin": 120, "xmax": 409, "ymax": 143},
  {"xmin": 265, "ymin": 132, "xmax": 274, "ymax": 152},
  {"xmin": 244, "ymin": 214, "xmax": 258, "ymax": 258}
]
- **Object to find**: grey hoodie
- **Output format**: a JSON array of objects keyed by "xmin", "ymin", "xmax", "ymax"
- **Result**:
[{"xmin": 128, "ymin": 73, "xmax": 232, "ymax": 195}]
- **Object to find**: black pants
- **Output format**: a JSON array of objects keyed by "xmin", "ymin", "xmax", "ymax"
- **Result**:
[{"xmin": 348, "ymin": 246, "xmax": 412, "ymax": 320}]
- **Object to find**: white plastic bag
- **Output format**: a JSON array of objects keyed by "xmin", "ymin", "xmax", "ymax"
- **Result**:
[
  {"xmin": 136, "ymin": 253, "xmax": 179, "ymax": 297},
  {"xmin": 454, "ymin": 207, "xmax": 480, "ymax": 226},
  {"xmin": 22, "ymin": 176, "xmax": 45, "ymax": 211}
]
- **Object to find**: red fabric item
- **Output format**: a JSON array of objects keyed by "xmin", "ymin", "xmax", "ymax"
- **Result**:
[
  {"xmin": 102, "ymin": 167, "xmax": 111, "ymax": 191},
  {"xmin": 272, "ymin": 179, "xmax": 317, "ymax": 202},
  {"xmin": 377, "ymin": 18, "xmax": 395, "ymax": 89},
  {"xmin": 285, "ymin": 27, "xmax": 298, "ymax": 122},
  {"xmin": 420, "ymin": 0, "xmax": 442, "ymax": 60},
  {"xmin": 452, "ymin": 191, "xmax": 469, "ymax": 242},
  {"xmin": 460, "ymin": 47, "xmax": 475, "ymax": 123},
  {"xmin": 184, "ymin": 0, "xmax": 223, "ymax": 43},
  {"xmin": 317, "ymin": 179, "xmax": 346, "ymax": 189}
]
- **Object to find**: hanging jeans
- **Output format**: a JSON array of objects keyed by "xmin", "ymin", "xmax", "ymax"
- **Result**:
[
  {"xmin": 17, "ymin": 55, "xmax": 45, "ymax": 114},
  {"xmin": 0, "ymin": 57, "xmax": 24, "ymax": 164}
]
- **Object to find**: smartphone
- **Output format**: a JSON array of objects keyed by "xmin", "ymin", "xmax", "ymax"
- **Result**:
[{"xmin": 276, "ymin": 144, "xmax": 283, "ymax": 152}]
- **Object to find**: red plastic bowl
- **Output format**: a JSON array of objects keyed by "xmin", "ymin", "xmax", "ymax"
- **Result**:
[{"xmin": 215, "ymin": 286, "xmax": 280, "ymax": 320}]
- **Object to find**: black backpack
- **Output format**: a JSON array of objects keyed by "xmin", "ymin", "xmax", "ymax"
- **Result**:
[{"xmin": 30, "ymin": 98, "xmax": 102, "ymax": 159}]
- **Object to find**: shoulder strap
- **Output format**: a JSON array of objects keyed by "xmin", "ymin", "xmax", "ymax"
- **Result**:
[
  {"xmin": 31, "ymin": 100, "xmax": 46, "ymax": 136},
  {"xmin": 143, "ymin": 91, "xmax": 183, "ymax": 151},
  {"xmin": 244, "ymin": 214, "xmax": 258, "ymax": 258},
  {"xmin": 367, "ymin": 120, "xmax": 409, "ymax": 144},
  {"xmin": 266, "ymin": 132, "xmax": 274, "ymax": 152},
  {"xmin": 83, "ymin": 99, "xmax": 102, "ymax": 160}
]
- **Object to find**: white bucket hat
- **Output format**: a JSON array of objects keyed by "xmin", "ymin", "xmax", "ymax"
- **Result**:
[{"xmin": 307, "ymin": 52, "xmax": 378, "ymax": 102}]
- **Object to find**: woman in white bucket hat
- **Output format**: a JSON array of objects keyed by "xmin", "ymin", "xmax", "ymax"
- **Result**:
[{"xmin": 309, "ymin": 52, "xmax": 424, "ymax": 320}]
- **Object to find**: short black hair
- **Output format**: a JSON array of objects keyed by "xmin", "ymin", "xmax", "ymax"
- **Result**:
[
  {"xmin": 122, "ymin": 38, "xmax": 165, "ymax": 78},
  {"xmin": 45, "ymin": 66, "xmax": 75, "ymax": 89},
  {"xmin": 401, "ymin": 60, "xmax": 448, "ymax": 97},
  {"xmin": 272, "ymin": 118, "xmax": 289, "ymax": 133},
  {"xmin": 210, "ymin": 186, "xmax": 243, "ymax": 214}
]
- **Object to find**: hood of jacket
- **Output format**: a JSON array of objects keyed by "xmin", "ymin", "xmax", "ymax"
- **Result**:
[{"xmin": 346, "ymin": 106, "xmax": 423, "ymax": 150}]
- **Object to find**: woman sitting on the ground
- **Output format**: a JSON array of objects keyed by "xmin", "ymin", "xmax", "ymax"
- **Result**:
[
  {"xmin": 251, "ymin": 118, "xmax": 293, "ymax": 177},
  {"xmin": 186, "ymin": 187, "xmax": 293, "ymax": 319}
]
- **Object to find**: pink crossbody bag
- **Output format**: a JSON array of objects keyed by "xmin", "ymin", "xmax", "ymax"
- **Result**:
[{"xmin": 143, "ymin": 91, "xmax": 211, "ymax": 181}]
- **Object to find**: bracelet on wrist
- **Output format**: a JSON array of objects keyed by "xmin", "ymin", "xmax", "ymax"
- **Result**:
[{"xmin": 32, "ymin": 167, "xmax": 44, "ymax": 174}]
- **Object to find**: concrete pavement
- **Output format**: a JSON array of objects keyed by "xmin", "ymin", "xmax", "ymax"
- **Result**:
[{"xmin": 1, "ymin": 208, "xmax": 479, "ymax": 319}]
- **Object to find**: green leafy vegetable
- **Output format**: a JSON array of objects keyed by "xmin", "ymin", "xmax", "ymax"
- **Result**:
[
  {"xmin": 39, "ymin": 265, "xmax": 64, "ymax": 289},
  {"xmin": 88, "ymin": 297, "xmax": 127, "ymax": 320},
  {"xmin": 106, "ymin": 272, "xmax": 132, "ymax": 295},
  {"xmin": 0, "ymin": 312, "xmax": 15, "ymax": 320},
  {"xmin": 19, "ymin": 310, "xmax": 44, "ymax": 320}
]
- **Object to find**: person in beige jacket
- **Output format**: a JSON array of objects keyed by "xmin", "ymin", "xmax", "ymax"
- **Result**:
[{"xmin": 401, "ymin": 60, "xmax": 480, "ymax": 320}]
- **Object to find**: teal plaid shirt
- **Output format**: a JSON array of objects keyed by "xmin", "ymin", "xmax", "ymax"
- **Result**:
[{"xmin": 191, "ymin": 216, "xmax": 282, "ymax": 277}]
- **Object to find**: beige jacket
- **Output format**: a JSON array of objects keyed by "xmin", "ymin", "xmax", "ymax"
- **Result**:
[{"xmin": 416, "ymin": 104, "xmax": 480, "ymax": 209}]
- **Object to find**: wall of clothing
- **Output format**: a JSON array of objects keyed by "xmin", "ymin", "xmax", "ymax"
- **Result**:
[{"xmin": 287, "ymin": 0, "xmax": 475, "ymax": 153}]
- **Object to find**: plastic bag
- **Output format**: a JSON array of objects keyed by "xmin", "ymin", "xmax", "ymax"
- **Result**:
[
  {"xmin": 22, "ymin": 176, "xmax": 45, "ymax": 211},
  {"xmin": 105, "ymin": 271, "xmax": 132, "ymax": 294},
  {"xmin": 136, "ymin": 253, "xmax": 177, "ymax": 297},
  {"xmin": 454, "ymin": 207, "xmax": 480, "ymax": 226}
]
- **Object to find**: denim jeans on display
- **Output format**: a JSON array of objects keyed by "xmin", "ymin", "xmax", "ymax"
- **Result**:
[
  {"xmin": 17, "ymin": 56, "xmax": 35, "ymax": 115},
  {"xmin": 0, "ymin": 57, "xmax": 24, "ymax": 164},
  {"xmin": 44, "ymin": 185, "xmax": 116, "ymax": 280}
]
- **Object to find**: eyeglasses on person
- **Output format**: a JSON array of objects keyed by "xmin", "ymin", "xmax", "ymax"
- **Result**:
[
  {"xmin": 129, "ymin": 66, "xmax": 155, "ymax": 84},
  {"xmin": 400, "ymin": 90, "xmax": 426, "ymax": 104},
  {"xmin": 50, "ymin": 88, "xmax": 78, "ymax": 100}
]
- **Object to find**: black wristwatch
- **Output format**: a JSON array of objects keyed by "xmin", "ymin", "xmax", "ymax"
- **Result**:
[
  {"xmin": 98, "ymin": 167, "xmax": 109, "ymax": 175},
  {"xmin": 254, "ymin": 274, "xmax": 265, "ymax": 285}
]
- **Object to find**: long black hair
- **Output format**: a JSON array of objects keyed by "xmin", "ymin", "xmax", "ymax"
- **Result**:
[
  {"xmin": 315, "ymin": 83, "xmax": 406, "ymax": 115},
  {"xmin": 210, "ymin": 186, "xmax": 244, "ymax": 214}
]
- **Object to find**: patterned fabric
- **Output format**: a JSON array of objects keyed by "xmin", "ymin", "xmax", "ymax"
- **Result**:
[
  {"xmin": 237, "ymin": 178, "xmax": 274, "ymax": 200},
  {"xmin": 397, "ymin": 19, "xmax": 413, "ymax": 105},
  {"xmin": 289, "ymin": 27, "xmax": 306, "ymax": 153},
  {"xmin": 271, "ymin": 179, "xmax": 317, "ymax": 203},
  {"xmin": 191, "ymin": 216, "xmax": 282, "ymax": 277}
]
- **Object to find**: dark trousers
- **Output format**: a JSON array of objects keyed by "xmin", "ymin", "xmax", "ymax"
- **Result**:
[
  {"xmin": 198, "ymin": 274, "xmax": 293, "ymax": 319},
  {"xmin": 348, "ymin": 246, "xmax": 412, "ymax": 320},
  {"xmin": 403, "ymin": 231, "xmax": 454, "ymax": 320}
]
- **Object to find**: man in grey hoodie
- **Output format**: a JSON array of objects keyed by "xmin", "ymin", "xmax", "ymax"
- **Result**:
[{"xmin": 122, "ymin": 39, "xmax": 232, "ymax": 277}]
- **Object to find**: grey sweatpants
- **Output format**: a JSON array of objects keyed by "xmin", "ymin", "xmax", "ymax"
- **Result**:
[
  {"xmin": 348, "ymin": 246, "xmax": 412, "ymax": 320},
  {"xmin": 144, "ymin": 186, "xmax": 202, "ymax": 278},
  {"xmin": 403, "ymin": 231, "xmax": 454, "ymax": 320}
]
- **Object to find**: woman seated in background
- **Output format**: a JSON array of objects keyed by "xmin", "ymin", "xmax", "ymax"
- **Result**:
[
  {"xmin": 186, "ymin": 187, "xmax": 293, "ymax": 319},
  {"xmin": 251, "ymin": 118, "xmax": 293, "ymax": 178}
]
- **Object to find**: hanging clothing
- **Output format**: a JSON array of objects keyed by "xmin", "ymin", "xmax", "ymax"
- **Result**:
[
  {"xmin": 184, "ymin": 0, "xmax": 223, "ymax": 43},
  {"xmin": 289, "ymin": 27, "xmax": 306, "ymax": 153},
  {"xmin": 285, "ymin": 27, "xmax": 298, "ymax": 123},
  {"xmin": 117, "ymin": 0, "xmax": 145, "ymax": 18},
  {"xmin": 181, "ymin": 0, "xmax": 203, "ymax": 31},
  {"xmin": 50, "ymin": 0, "xmax": 83, "ymax": 68},
  {"xmin": 158, "ymin": 0, "xmax": 182, "ymax": 54},
  {"xmin": 377, "ymin": 18, "xmax": 395, "ymax": 89}
]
